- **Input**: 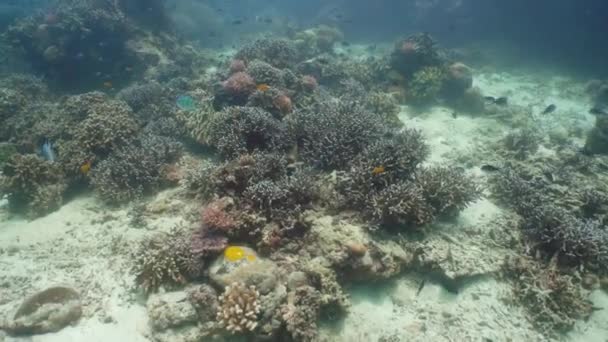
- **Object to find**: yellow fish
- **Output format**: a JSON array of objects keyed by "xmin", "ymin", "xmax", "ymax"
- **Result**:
[
  {"xmin": 102, "ymin": 81, "xmax": 113, "ymax": 89},
  {"xmin": 80, "ymin": 160, "xmax": 92, "ymax": 175},
  {"xmin": 256, "ymin": 83, "xmax": 270, "ymax": 92},
  {"xmin": 372, "ymin": 165, "xmax": 385, "ymax": 175}
]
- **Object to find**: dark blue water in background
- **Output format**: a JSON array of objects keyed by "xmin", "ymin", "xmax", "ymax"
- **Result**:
[{"xmin": 1, "ymin": 0, "xmax": 607, "ymax": 76}]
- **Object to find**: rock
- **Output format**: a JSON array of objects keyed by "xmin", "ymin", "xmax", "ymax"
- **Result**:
[
  {"xmin": 208, "ymin": 247, "xmax": 279, "ymax": 295},
  {"xmin": 3, "ymin": 286, "xmax": 82, "ymax": 335},
  {"xmin": 147, "ymin": 291, "xmax": 198, "ymax": 331}
]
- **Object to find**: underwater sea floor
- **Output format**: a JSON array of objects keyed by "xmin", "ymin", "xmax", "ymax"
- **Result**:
[{"xmin": 1, "ymin": 69, "xmax": 607, "ymax": 342}]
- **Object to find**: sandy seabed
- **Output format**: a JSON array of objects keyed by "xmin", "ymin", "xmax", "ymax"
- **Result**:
[{"xmin": 1, "ymin": 68, "xmax": 607, "ymax": 342}]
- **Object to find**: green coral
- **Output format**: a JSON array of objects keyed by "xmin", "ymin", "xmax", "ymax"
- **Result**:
[{"xmin": 407, "ymin": 66, "xmax": 446, "ymax": 105}]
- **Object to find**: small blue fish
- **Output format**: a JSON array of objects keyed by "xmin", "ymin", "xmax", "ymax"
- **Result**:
[{"xmin": 40, "ymin": 140, "xmax": 55, "ymax": 162}]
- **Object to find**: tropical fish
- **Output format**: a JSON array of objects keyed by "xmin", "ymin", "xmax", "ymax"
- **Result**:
[
  {"xmin": 372, "ymin": 165, "xmax": 385, "ymax": 175},
  {"xmin": 176, "ymin": 95, "xmax": 197, "ymax": 111},
  {"xmin": 40, "ymin": 140, "xmax": 55, "ymax": 162},
  {"xmin": 480, "ymin": 164, "xmax": 500, "ymax": 172},
  {"xmin": 542, "ymin": 104, "xmax": 556, "ymax": 115},
  {"xmin": 102, "ymin": 81, "xmax": 112, "ymax": 89},
  {"xmin": 484, "ymin": 96, "xmax": 508, "ymax": 105},
  {"xmin": 589, "ymin": 107, "xmax": 608, "ymax": 116},
  {"xmin": 80, "ymin": 160, "xmax": 92, "ymax": 175},
  {"xmin": 256, "ymin": 83, "xmax": 270, "ymax": 92}
]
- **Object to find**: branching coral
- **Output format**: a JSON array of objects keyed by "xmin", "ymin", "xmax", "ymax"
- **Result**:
[
  {"xmin": 289, "ymin": 99, "xmax": 388, "ymax": 170},
  {"xmin": 370, "ymin": 181, "xmax": 436, "ymax": 227},
  {"xmin": 132, "ymin": 228, "xmax": 202, "ymax": 293},
  {"xmin": 235, "ymin": 38, "xmax": 298, "ymax": 69},
  {"xmin": 207, "ymin": 106, "xmax": 291, "ymax": 159},
  {"xmin": 216, "ymin": 282, "xmax": 261, "ymax": 334},
  {"xmin": 503, "ymin": 255, "xmax": 593, "ymax": 336},
  {"xmin": 503, "ymin": 128, "xmax": 542, "ymax": 159},
  {"xmin": 90, "ymin": 134, "xmax": 182, "ymax": 203},
  {"xmin": 0, "ymin": 154, "xmax": 66, "ymax": 217},
  {"xmin": 281, "ymin": 286, "xmax": 322, "ymax": 342},
  {"xmin": 415, "ymin": 166, "xmax": 482, "ymax": 218},
  {"xmin": 72, "ymin": 96, "xmax": 139, "ymax": 157},
  {"xmin": 520, "ymin": 205, "xmax": 608, "ymax": 270}
]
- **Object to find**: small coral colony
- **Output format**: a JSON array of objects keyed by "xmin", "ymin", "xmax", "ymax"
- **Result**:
[{"xmin": 1, "ymin": 0, "xmax": 608, "ymax": 340}]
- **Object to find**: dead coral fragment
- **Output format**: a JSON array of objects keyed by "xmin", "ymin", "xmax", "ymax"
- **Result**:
[
  {"xmin": 216, "ymin": 282, "xmax": 261, "ymax": 334},
  {"xmin": 503, "ymin": 256, "xmax": 592, "ymax": 336}
]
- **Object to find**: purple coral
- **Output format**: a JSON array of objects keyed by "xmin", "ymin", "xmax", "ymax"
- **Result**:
[
  {"xmin": 221, "ymin": 72, "xmax": 256, "ymax": 99},
  {"xmin": 191, "ymin": 228, "xmax": 228, "ymax": 257}
]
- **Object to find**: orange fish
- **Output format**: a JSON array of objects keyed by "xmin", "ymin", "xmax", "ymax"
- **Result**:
[
  {"xmin": 102, "ymin": 81, "xmax": 113, "ymax": 89},
  {"xmin": 80, "ymin": 160, "xmax": 92, "ymax": 175},
  {"xmin": 256, "ymin": 83, "xmax": 270, "ymax": 92},
  {"xmin": 372, "ymin": 165, "xmax": 385, "ymax": 175}
]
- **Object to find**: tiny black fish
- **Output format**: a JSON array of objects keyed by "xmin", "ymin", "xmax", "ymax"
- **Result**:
[
  {"xmin": 494, "ymin": 97, "xmax": 508, "ymax": 105},
  {"xmin": 590, "ymin": 107, "xmax": 608, "ymax": 116},
  {"xmin": 232, "ymin": 19, "xmax": 243, "ymax": 25},
  {"xmin": 481, "ymin": 164, "xmax": 500, "ymax": 172},
  {"xmin": 451, "ymin": 111, "xmax": 458, "ymax": 119},
  {"xmin": 484, "ymin": 96, "xmax": 508, "ymax": 105},
  {"xmin": 542, "ymin": 104, "xmax": 556, "ymax": 115}
]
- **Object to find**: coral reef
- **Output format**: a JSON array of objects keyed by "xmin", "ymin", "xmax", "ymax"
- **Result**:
[
  {"xmin": 390, "ymin": 33, "xmax": 443, "ymax": 78},
  {"xmin": 294, "ymin": 25, "xmax": 344, "ymax": 56},
  {"xmin": 289, "ymin": 99, "xmax": 388, "ymax": 170},
  {"xmin": 207, "ymin": 106, "xmax": 290, "ymax": 159},
  {"xmin": 235, "ymin": 38, "xmax": 298, "ymax": 69},
  {"xmin": 6, "ymin": 0, "xmax": 141, "ymax": 90},
  {"xmin": 0, "ymin": 154, "xmax": 66, "ymax": 217},
  {"xmin": 90, "ymin": 135, "xmax": 182, "ymax": 203},
  {"xmin": 503, "ymin": 255, "xmax": 593, "ymax": 336},
  {"xmin": 132, "ymin": 228, "xmax": 204, "ymax": 294},
  {"xmin": 281, "ymin": 286, "xmax": 321, "ymax": 342},
  {"xmin": 407, "ymin": 66, "xmax": 447, "ymax": 105},
  {"xmin": 216, "ymin": 282, "xmax": 261, "ymax": 334}
]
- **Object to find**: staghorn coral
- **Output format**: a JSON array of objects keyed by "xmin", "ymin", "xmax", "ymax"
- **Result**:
[
  {"xmin": 335, "ymin": 129, "xmax": 429, "ymax": 210},
  {"xmin": 90, "ymin": 134, "xmax": 182, "ymax": 203},
  {"xmin": 0, "ymin": 154, "xmax": 66, "ymax": 217},
  {"xmin": 235, "ymin": 38, "xmax": 298, "ymax": 69},
  {"xmin": 289, "ymin": 99, "xmax": 388, "ymax": 170},
  {"xmin": 415, "ymin": 166, "xmax": 482, "ymax": 218},
  {"xmin": 370, "ymin": 181, "xmax": 436, "ymax": 228},
  {"xmin": 520, "ymin": 205, "xmax": 608, "ymax": 271},
  {"xmin": 503, "ymin": 255, "xmax": 593, "ymax": 336},
  {"xmin": 216, "ymin": 282, "xmax": 261, "ymax": 334},
  {"xmin": 132, "ymin": 228, "xmax": 202, "ymax": 294},
  {"xmin": 242, "ymin": 169, "xmax": 316, "ymax": 229},
  {"xmin": 207, "ymin": 106, "xmax": 291, "ymax": 159}
]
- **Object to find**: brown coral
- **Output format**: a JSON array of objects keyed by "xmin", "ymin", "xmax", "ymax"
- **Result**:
[{"xmin": 217, "ymin": 282, "xmax": 261, "ymax": 333}]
